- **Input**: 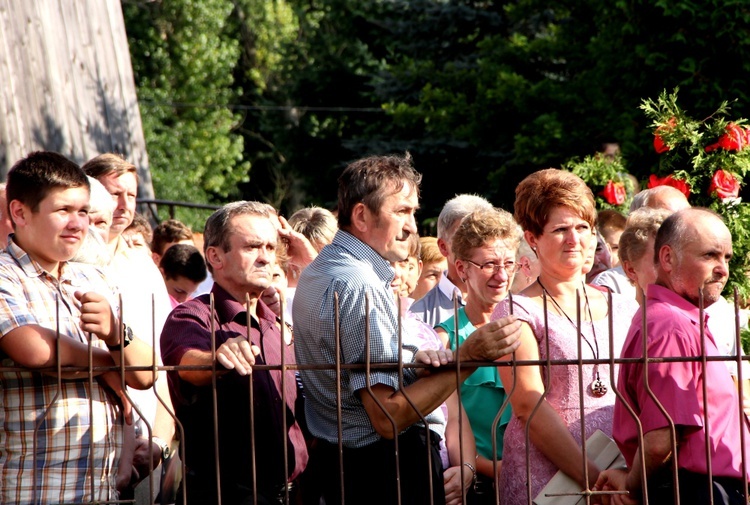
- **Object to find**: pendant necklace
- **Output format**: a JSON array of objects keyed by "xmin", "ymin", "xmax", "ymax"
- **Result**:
[{"xmin": 537, "ymin": 279, "xmax": 608, "ymax": 397}]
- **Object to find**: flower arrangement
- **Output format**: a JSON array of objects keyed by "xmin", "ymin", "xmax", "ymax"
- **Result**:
[
  {"xmin": 642, "ymin": 88, "xmax": 750, "ymax": 300},
  {"xmin": 563, "ymin": 154, "xmax": 635, "ymax": 213}
]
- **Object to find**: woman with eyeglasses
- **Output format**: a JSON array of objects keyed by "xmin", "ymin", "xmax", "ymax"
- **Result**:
[
  {"xmin": 492, "ymin": 169, "xmax": 636, "ymax": 505},
  {"xmin": 435, "ymin": 207, "xmax": 521, "ymax": 504}
]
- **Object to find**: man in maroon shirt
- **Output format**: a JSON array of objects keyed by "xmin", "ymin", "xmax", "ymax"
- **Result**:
[{"xmin": 160, "ymin": 201, "xmax": 311, "ymax": 505}]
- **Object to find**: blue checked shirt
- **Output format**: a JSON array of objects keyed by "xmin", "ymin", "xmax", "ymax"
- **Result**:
[
  {"xmin": 0, "ymin": 238, "xmax": 123, "ymax": 505},
  {"xmin": 294, "ymin": 230, "xmax": 434, "ymax": 448}
]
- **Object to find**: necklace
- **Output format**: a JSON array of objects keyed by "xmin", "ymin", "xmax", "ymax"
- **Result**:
[{"xmin": 537, "ymin": 279, "xmax": 608, "ymax": 397}]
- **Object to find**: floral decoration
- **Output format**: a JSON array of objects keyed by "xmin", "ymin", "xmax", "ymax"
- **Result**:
[
  {"xmin": 563, "ymin": 153, "xmax": 635, "ymax": 213},
  {"xmin": 601, "ymin": 180, "xmax": 626, "ymax": 205},
  {"xmin": 647, "ymin": 174, "xmax": 691, "ymax": 198},
  {"xmin": 642, "ymin": 88, "xmax": 750, "ymax": 299},
  {"xmin": 709, "ymin": 169, "xmax": 741, "ymax": 201}
]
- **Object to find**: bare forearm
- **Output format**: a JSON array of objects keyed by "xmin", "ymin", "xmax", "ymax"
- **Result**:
[
  {"xmin": 177, "ymin": 349, "xmax": 224, "ymax": 386},
  {"xmin": 151, "ymin": 377, "xmax": 176, "ymax": 442},
  {"xmin": 445, "ymin": 393, "xmax": 477, "ymax": 467},
  {"xmin": 362, "ymin": 367, "xmax": 478, "ymax": 438},
  {"xmin": 626, "ymin": 428, "xmax": 673, "ymax": 499},
  {"xmin": 525, "ymin": 401, "xmax": 599, "ymax": 488},
  {"xmin": 108, "ymin": 339, "xmax": 156, "ymax": 389}
]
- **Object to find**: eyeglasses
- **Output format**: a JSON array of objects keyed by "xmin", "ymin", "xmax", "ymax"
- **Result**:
[{"xmin": 463, "ymin": 259, "xmax": 517, "ymax": 275}]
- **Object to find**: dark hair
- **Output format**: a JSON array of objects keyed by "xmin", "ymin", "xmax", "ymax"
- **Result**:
[
  {"xmin": 337, "ymin": 153, "xmax": 422, "ymax": 229},
  {"xmin": 81, "ymin": 153, "xmax": 138, "ymax": 181},
  {"xmin": 159, "ymin": 244, "xmax": 208, "ymax": 282},
  {"xmin": 152, "ymin": 219, "xmax": 193, "ymax": 255},
  {"xmin": 6, "ymin": 151, "xmax": 90, "ymax": 212}
]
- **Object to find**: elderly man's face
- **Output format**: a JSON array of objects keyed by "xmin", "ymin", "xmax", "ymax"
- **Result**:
[
  {"xmin": 364, "ymin": 182, "xmax": 419, "ymax": 263},
  {"xmin": 667, "ymin": 214, "xmax": 732, "ymax": 307}
]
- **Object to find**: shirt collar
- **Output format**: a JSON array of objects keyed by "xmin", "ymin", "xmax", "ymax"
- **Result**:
[
  {"xmin": 210, "ymin": 282, "xmax": 278, "ymax": 327},
  {"xmin": 6, "ymin": 234, "xmax": 78, "ymax": 285},
  {"xmin": 647, "ymin": 283, "xmax": 705, "ymax": 325},
  {"xmin": 332, "ymin": 230, "xmax": 395, "ymax": 283},
  {"xmin": 437, "ymin": 270, "xmax": 462, "ymax": 303}
]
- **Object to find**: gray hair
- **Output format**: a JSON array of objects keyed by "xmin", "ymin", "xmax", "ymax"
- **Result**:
[
  {"xmin": 437, "ymin": 194, "xmax": 493, "ymax": 241},
  {"xmin": 629, "ymin": 189, "xmax": 649, "ymax": 213},
  {"xmin": 71, "ymin": 226, "xmax": 111, "ymax": 267},
  {"xmin": 203, "ymin": 201, "xmax": 274, "ymax": 256},
  {"xmin": 288, "ymin": 206, "xmax": 338, "ymax": 252},
  {"xmin": 619, "ymin": 207, "xmax": 671, "ymax": 265},
  {"xmin": 87, "ymin": 176, "xmax": 116, "ymax": 218}
]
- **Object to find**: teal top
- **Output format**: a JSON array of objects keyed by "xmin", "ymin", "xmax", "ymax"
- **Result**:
[{"xmin": 437, "ymin": 307, "xmax": 512, "ymax": 459}]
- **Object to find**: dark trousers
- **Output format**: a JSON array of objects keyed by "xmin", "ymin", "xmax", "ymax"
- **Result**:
[
  {"xmin": 308, "ymin": 427, "xmax": 446, "ymax": 505},
  {"xmin": 178, "ymin": 470, "xmax": 297, "ymax": 505},
  {"xmin": 648, "ymin": 469, "xmax": 747, "ymax": 505}
]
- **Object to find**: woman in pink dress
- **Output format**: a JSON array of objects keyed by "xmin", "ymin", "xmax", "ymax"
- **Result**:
[{"xmin": 492, "ymin": 169, "xmax": 635, "ymax": 504}]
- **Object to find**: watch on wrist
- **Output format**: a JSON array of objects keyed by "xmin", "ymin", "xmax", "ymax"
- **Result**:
[
  {"xmin": 106, "ymin": 324, "xmax": 134, "ymax": 351},
  {"xmin": 151, "ymin": 436, "xmax": 171, "ymax": 460}
]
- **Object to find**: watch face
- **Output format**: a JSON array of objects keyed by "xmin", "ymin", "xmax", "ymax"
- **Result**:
[{"xmin": 123, "ymin": 325, "xmax": 134, "ymax": 346}]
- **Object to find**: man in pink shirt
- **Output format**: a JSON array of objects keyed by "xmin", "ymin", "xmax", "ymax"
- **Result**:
[{"xmin": 596, "ymin": 208, "xmax": 749, "ymax": 504}]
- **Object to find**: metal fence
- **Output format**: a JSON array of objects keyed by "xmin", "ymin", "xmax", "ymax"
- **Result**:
[{"xmin": 5, "ymin": 289, "xmax": 750, "ymax": 505}]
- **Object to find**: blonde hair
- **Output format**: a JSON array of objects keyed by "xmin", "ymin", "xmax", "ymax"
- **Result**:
[
  {"xmin": 288, "ymin": 206, "xmax": 338, "ymax": 252},
  {"xmin": 618, "ymin": 207, "xmax": 671, "ymax": 264},
  {"xmin": 419, "ymin": 236, "xmax": 443, "ymax": 264},
  {"xmin": 452, "ymin": 208, "xmax": 522, "ymax": 260}
]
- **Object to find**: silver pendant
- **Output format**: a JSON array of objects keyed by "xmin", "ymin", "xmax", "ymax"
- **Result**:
[{"xmin": 591, "ymin": 379, "xmax": 608, "ymax": 397}]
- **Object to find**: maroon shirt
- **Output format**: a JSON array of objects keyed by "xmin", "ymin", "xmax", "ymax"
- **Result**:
[{"xmin": 161, "ymin": 283, "xmax": 308, "ymax": 503}]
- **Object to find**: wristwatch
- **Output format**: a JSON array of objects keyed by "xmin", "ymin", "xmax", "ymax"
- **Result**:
[
  {"xmin": 106, "ymin": 324, "xmax": 134, "ymax": 352},
  {"xmin": 151, "ymin": 436, "xmax": 171, "ymax": 460}
]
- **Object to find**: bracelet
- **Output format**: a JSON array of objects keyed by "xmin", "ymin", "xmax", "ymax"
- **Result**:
[{"xmin": 462, "ymin": 462, "xmax": 477, "ymax": 487}]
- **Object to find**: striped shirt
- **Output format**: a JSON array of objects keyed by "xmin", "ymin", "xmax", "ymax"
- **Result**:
[
  {"xmin": 293, "ymin": 230, "xmax": 422, "ymax": 448},
  {"xmin": 0, "ymin": 238, "xmax": 123, "ymax": 505}
]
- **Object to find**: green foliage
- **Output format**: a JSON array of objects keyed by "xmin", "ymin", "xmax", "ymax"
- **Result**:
[
  {"xmin": 123, "ymin": 0, "xmax": 249, "ymax": 229},
  {"xmin": 125, "ymin": 0, "xmax": 750, "ymax": 231},
  {"xmin": 564, "ymin": 155, "xmax": 635, "ymax": 213},
  {"xmin": 642, "ymin": 88, "xmax": 750, "ymax": 299}
]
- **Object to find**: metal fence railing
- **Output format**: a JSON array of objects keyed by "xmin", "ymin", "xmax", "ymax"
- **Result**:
[{"xmin": 5, "ymin": 290, "xmax": 749, "ymax": 505}]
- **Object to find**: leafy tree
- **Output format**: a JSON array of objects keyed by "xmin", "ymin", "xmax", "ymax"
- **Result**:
[{"xmin": 123, "ymin": 0, "xmax": 249, "ymax": 229}]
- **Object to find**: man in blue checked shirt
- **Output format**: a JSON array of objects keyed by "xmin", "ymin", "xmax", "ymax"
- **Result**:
[{"xmin": 294, "ymin": 152, "xmax": 522, "ymax": 505}]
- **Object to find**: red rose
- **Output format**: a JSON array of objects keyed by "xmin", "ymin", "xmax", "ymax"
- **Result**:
[
  {"xmin": 653, "ymin": 135, "xmax": 669, "ymax": 154},
  {"xmin": 600, "ymin": 180, "xmax": 626, "ymax": 205},
  {"xmin": 653, "ymin": 117, "xmax": 677, "ymax": 154},
  {"xmin": 647, "ymin": 174, "xmax": 691, "ymax": 198},
  {"xmin": 705, "ymin": 123, "xmax": 747, "ymax": 152},
  {"xmin": 708, "ymin": 169, "xmax": 740, "ymax": 200}
]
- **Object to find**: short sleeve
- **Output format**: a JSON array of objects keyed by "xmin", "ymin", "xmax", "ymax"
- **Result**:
[{"xmin": 636, "ymin": 328, "xmax": 703, "ymax": 434}]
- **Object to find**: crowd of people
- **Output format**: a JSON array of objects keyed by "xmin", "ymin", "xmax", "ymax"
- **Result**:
[{"xmin": 0, "ymin": 150, "xmax": 748, "ymax": 505}]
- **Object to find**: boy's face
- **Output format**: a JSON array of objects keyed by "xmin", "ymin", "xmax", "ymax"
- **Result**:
[
  {"xmin": 404, "ymin": 256, "xmax": 420, "ymax": 297},
  {"xmin": 164, "ymin": 275, "xmax": 200, "ymax": 304},
  {"xmin": 601, "ymin": 228, "xmax": 623, "ymax": 267},
  {"xmin": 11, "ymin": 186, "xmax": 90, "ymax": 274},
  {"xmin": 411, "ymin": 258, "xmax": 447, "ymax": 301}
]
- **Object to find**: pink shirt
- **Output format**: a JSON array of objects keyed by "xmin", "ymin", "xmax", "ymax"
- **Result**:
[{"xmin": 614, "ymin": 284, "xmax": 750, "ymax": 479}]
